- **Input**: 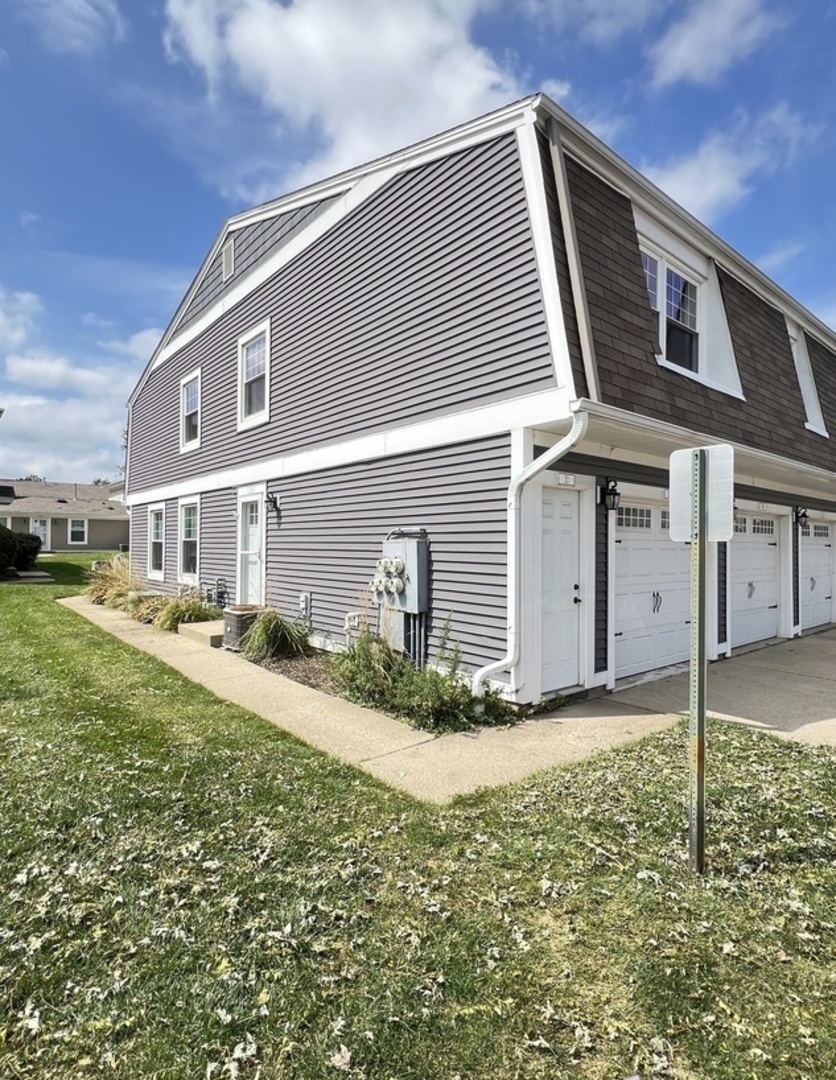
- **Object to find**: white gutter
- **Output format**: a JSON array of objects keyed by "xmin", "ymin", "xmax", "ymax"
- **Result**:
[{"xmin": 472, "ymin": 409, "xmax": 589, "ymax": 699}]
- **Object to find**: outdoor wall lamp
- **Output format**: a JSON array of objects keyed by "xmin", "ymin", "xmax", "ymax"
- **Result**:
[
  {"xmin": 794, "ymin": 506, "xmax": 809, "ymax": 527},
  {"xmin": 266, "ymin": 493, "xmax": 280, "ymax": 513},
  {"xmin": 601, "ymin": 478, "xmax": 621, "ymax": 511}
]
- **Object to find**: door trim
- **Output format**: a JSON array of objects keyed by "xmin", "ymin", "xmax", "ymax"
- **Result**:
[{"xmin": 236, "ymin": 483, "xmax": 266, "ymax": 606}]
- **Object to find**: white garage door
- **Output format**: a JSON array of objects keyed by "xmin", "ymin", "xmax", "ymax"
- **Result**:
[
  {"xmin": 800, "ymin": 521, "xmax": 833, "ymax": 630},
  {"xmin": 614, "ymin": 504, "xmax": 690, "ymax": 680},
  {"xmin": 730, "ymin": 514, "xmax": 779, "ymax": 647}
]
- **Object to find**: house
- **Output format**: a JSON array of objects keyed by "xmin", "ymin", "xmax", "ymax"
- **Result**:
[
  {"xmin": 124, "ymin": 93, "xmax": 836, "ymax": 704},
  {"xmin": 0, "ymin": 479, "xmax": 130, "ymax": 553}
]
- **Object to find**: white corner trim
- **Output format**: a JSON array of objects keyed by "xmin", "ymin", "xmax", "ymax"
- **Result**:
[
  {"xmin": 125, "ymin": 387, "xmax": 573, "ymax": 507},
  {"xmin": 515, "ymin": 119, "xmax": 572, "ymax": 394}
]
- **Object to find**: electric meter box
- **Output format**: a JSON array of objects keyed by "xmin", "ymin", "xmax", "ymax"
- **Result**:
[{"xmin": 371, "ymin": 537, "xmax": 428, "ymax": 613}]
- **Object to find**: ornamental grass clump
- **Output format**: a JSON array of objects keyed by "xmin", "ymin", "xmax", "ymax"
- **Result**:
[
  {"xmin": 153, "ymin": 597, "xmax": 223, "ymax": 632},
  {"xmin": 84, "ymin": 554, "xmax": 140, "ymax": 608},
  {"xmin": 239, "ymin": 609, "xmax": 310, "ymax": 661}
]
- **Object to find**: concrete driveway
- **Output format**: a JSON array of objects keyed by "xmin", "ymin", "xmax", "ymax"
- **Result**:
[{"xmin": 612, "ymin": 627, "xmax": 836, "ymax": 747}]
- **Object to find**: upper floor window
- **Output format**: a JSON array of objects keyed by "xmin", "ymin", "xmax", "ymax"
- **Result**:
[
  {"xmin": 642, "ymin": 251, "xmax": 699, "ymax": 372},
  {"xmin": 180, "ymin": 369, "xmax": 201, "ymax": 451},
  {"xmin": 238, "ymin": 320, "xmax": 271, "ymax": 431},
  {"xmin": 68, "ymin": 518, "xmax": 88, "ymax": 545}
]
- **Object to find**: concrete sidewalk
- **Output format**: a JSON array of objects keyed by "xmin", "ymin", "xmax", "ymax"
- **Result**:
[{"xmin": 58, "ymin": 596, "xmax": 676, "ymax": 803}]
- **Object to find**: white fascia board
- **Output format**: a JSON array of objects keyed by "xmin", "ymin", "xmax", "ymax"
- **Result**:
[
  {"xmin": 570, "ymin": 397, "xmax": 836, "ymax": 496},
  {"xmin": 125, "ymin": 387, "xmax": 572, "ymax": 506},
  {"xmin": 515, "ymin": 117, "xmax": 573, "ymax": 394},
  {"xmin": 535, "ymin": 95, "xmax": 836, "ymax": 355}
]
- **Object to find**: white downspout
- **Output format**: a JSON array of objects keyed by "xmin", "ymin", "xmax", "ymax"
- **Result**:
[{"xmin": 472, "ymin": 409, "xmax": 589, "ymax": 699}]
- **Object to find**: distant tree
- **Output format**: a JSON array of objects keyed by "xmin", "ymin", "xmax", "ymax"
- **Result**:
[
  {"xmin": 17, "ymin": 474, "xmax": 44, "ymax": 482},
  {"xmin": 92, "ymin": 478, "xmax": 112, "ymax": 486}
]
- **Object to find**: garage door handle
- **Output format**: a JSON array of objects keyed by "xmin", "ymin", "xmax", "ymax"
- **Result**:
[
  {"xmin": 810, "ymin": 577, "xmax": 816, "ymax": 590},
  {"xmin": 573, "ymin": 596, "xmax": 582, "ymax": 604},
  {"xmin": 768, "ymin": 604, "xmax": 778, "ymax": 609},
  {"xmin": 747, "ymin": 582, "xmax": 755, "ymax": 599}
]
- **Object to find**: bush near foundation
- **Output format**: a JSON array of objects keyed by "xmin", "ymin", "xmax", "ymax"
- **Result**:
[
  {"xmin": 13, "ymin": 532, "xmax": 42, "ymax": 572},
  {"xmin": 153, "ymin": 597, "xmax": 222, "ymax": 632},
  {"xmin": 240, "ymin": 609, "xmax": 310, "ymax": 661},
  {"xmin": 331, "ymin": 630, "xmax": 514, "ymax": 732},
  {"xmin": 0, "ymin": 525, "xmax": 18, "ymax": 576}
]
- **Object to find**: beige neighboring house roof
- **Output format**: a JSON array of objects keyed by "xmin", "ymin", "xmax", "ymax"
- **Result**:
[{"xmin": 0, "ymin": 480, "xmax": 129, "ymax": 521}]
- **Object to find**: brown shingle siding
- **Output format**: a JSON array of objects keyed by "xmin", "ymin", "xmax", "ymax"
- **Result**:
[{"xmin": 562, "ymin": 152, "xmax": 836, "ymax": 471}]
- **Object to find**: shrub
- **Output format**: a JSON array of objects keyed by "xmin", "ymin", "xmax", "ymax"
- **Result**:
[
  {"xmin": 240, "ymin": 609, "xmax": 310, "ymax": 661},
  {"xmin": 84, "ymin": 555, "xmax": 140, "ymax": 608},
  {"xmin": 153, "ymin": 598, "xmax": 222, "ymax": 632},
  {"xmin": 331, "ymin": 630, "xmax": 514, "ymax": 732},
  {"xmin": 0, "ymin": 525, "xmax": 18, "ymax": 576},
  {"xmin": 13, "ymin": 532, "xmax": 42, "ymax": 571}
]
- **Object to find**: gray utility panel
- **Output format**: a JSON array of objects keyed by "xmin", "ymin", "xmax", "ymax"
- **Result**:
[{"xmin": 370, "ymin": 537, "xmax": 428, "ymax": 613}]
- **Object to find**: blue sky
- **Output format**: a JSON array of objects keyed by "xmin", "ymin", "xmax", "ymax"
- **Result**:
[{"xmin": 2, "ymin": 0, "xmax": 836, "ymax": 481}]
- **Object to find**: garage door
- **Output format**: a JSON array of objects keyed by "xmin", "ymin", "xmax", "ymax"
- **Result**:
[
  {"xmin": 800, "ymin": 521, "xmax": 833, "ymax": 630},
  {"xmin": 730, "ymin": 514, "xmax": 779, "ymax": 647},
  {"xmin": 614, "ymin": 503, "xmax": 690, "ymax": 679}
]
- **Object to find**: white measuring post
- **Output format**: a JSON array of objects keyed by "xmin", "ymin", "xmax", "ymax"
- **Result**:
[{"xmin": 669, "ymin": 444, "xmax": 734, "ymax": 875}]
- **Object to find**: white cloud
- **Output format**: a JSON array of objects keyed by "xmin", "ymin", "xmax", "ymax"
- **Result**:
[
  {"xmin": 23, "ymin": 0, "xmax": 127, "ymax": 56},
  {"xmin": 0, "ymin": 286, "xmax": 42, "ymax": 351},
  {"xmin": 649, "ymin": 0, "xmax": 780, "ymax": 88},
  {"xmin": 20, "ymin": 211, "xmax": 41, "ymax": 229},
  {"xmin": 100, "ymin": 328, "xmax": 163, "ymax": 364},
  {"xmin": 755, "ymin": 240, "xmax": 805, "ymax": 274},
  {"xmin": 162, "ymin": 0, "xmax": 521, "ymax": 193},
  {"xmin": 5, "ymin": 351, "xmax": 136, "ymax": 399},
  {"xmin": 48, "ymin": 252, "xmax": 192, "ymax": 309},
  {"xmin": 81, "ymin": 312, "xmax": 117, "ymax": 330},
  {"xmin": 643, "ymin": 105, "xmax": 819, "ymax": 225},
  {"xmin": 523, "ymin": 0, "xmax": 668, "ymax": 45}
]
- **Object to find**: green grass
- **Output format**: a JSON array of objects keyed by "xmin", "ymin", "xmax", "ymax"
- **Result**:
[{"xmin": 1, "ymin": 555, "xmax": 835, "ymax": 1078}]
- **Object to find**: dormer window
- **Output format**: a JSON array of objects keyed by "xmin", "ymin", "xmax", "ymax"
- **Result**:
[{"xmin": 642, "ymin": 251, "xmax": 699, "ymax": 372}]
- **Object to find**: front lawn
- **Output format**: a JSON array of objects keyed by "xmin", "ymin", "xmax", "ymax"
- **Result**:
[{"xmin": 1, "ymin": 558, "xmax": 834, "ymax": 1078}]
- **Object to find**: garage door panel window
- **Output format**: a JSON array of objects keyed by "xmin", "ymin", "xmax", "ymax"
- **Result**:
[
  {"xmin": 752, "ymin": 518, "xmax": 775, "ymax": 535},
  {"xmin": 617, "ymin": 506, "xmax": 653, "ymax": 529},
  {"xmin": 813, "ymin": 524, "xmax": 830, "ymax": 539},
  {"xmin": 734, "ymin": 515, "xmax": 747, "ymax": 534}
]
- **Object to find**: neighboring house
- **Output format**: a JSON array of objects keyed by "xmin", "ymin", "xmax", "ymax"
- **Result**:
[
  {"xmin": 0, "ymin": 479, "xmax": 130, "ymax": 553},
  {"xmin": 125, "ymin": 93, "xmax": 836, "ymax": 704}
]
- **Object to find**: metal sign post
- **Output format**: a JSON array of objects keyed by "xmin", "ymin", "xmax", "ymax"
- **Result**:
[
  {"xmin": 689, "ymin": 449, "xmax": 707, "ymax": 875},
  {"xmin": 670, "ymin": 442, "xmax": 734, "ymax": 877}
]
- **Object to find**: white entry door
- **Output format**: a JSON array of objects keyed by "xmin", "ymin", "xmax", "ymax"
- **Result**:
[
  {"xmin": 800, "ymin": 521, "xmax": 833, "ymax": 630},
  {"xmin": 237, "ymin": 493, "xmax": 264, "ymax": 605},
  {"xmin": 614, "ymin": 504, "xmax": 691, "ymax": 680},
  {"xmin": 730, "ymin": 514, "xmax": 779, "ymax": 647},
  {"xmin": 541, "ymin": 487, "xmax": 580, "ymax": 692},
  {"xmin": 30, "ymin": 518, "xmax": 50, "ymax": 549}
]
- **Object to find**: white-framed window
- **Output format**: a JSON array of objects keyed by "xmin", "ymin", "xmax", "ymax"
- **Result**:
[
  {"xmin": 68, "ymin": 518, "xmax": 88, "ymax": 545},
  {"xmin": 752, "ymin": 518, "xmax": 775, "ymax": 536},
  {"xmin": 734, "ymin": 515, "xmax": 748, "ymax": 534},
  {"xmin": 617, "ymin": 506, "xmax": 653, "ymax": 529},
  {"xmin": 178, "ymin": 497, "xmax": 200, "ymax": 585},
  {"xmin": 642, "ymin": 249, "xmax": 701, "ymax": 372},
  {"xmin": 237, "ymin": 320, "xmax": 270, "ymax": 431},
  {"xmin": 0, "ymin": 516, "xmax": 9, "ymax": 529},
  {"xmin": 148, "ymin": 504, "xmax": 165, "ymax": 581},
  {"xmin": 813, "ymin": 523, "xmax": 830, "ymax": 539},
  {"xmin": 180, "ymin": 369, "xmax": 201, "ymax": 451}
]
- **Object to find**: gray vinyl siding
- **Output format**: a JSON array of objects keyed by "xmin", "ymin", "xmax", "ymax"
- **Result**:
[
  {"xmin": 79, "ymin": 519, "xmax": 129, "ymax": 551},
  {"xmin": 129, "ymin": 133, "xmax": 554, "ymax": 494},
  {"xmin": 130, "ymin": 509, "xmax": 148, "ymax": 581},
  {"xmin": 173, "ymin": 196, "xmax": 342, "ymax": 335},
  {"xmin": 199, "ymin": 489, "xmax": 237, "ymax": 598},
  {"xmin": 264, "ymin": 436, "xmax": 510, "ymax": 673}
]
